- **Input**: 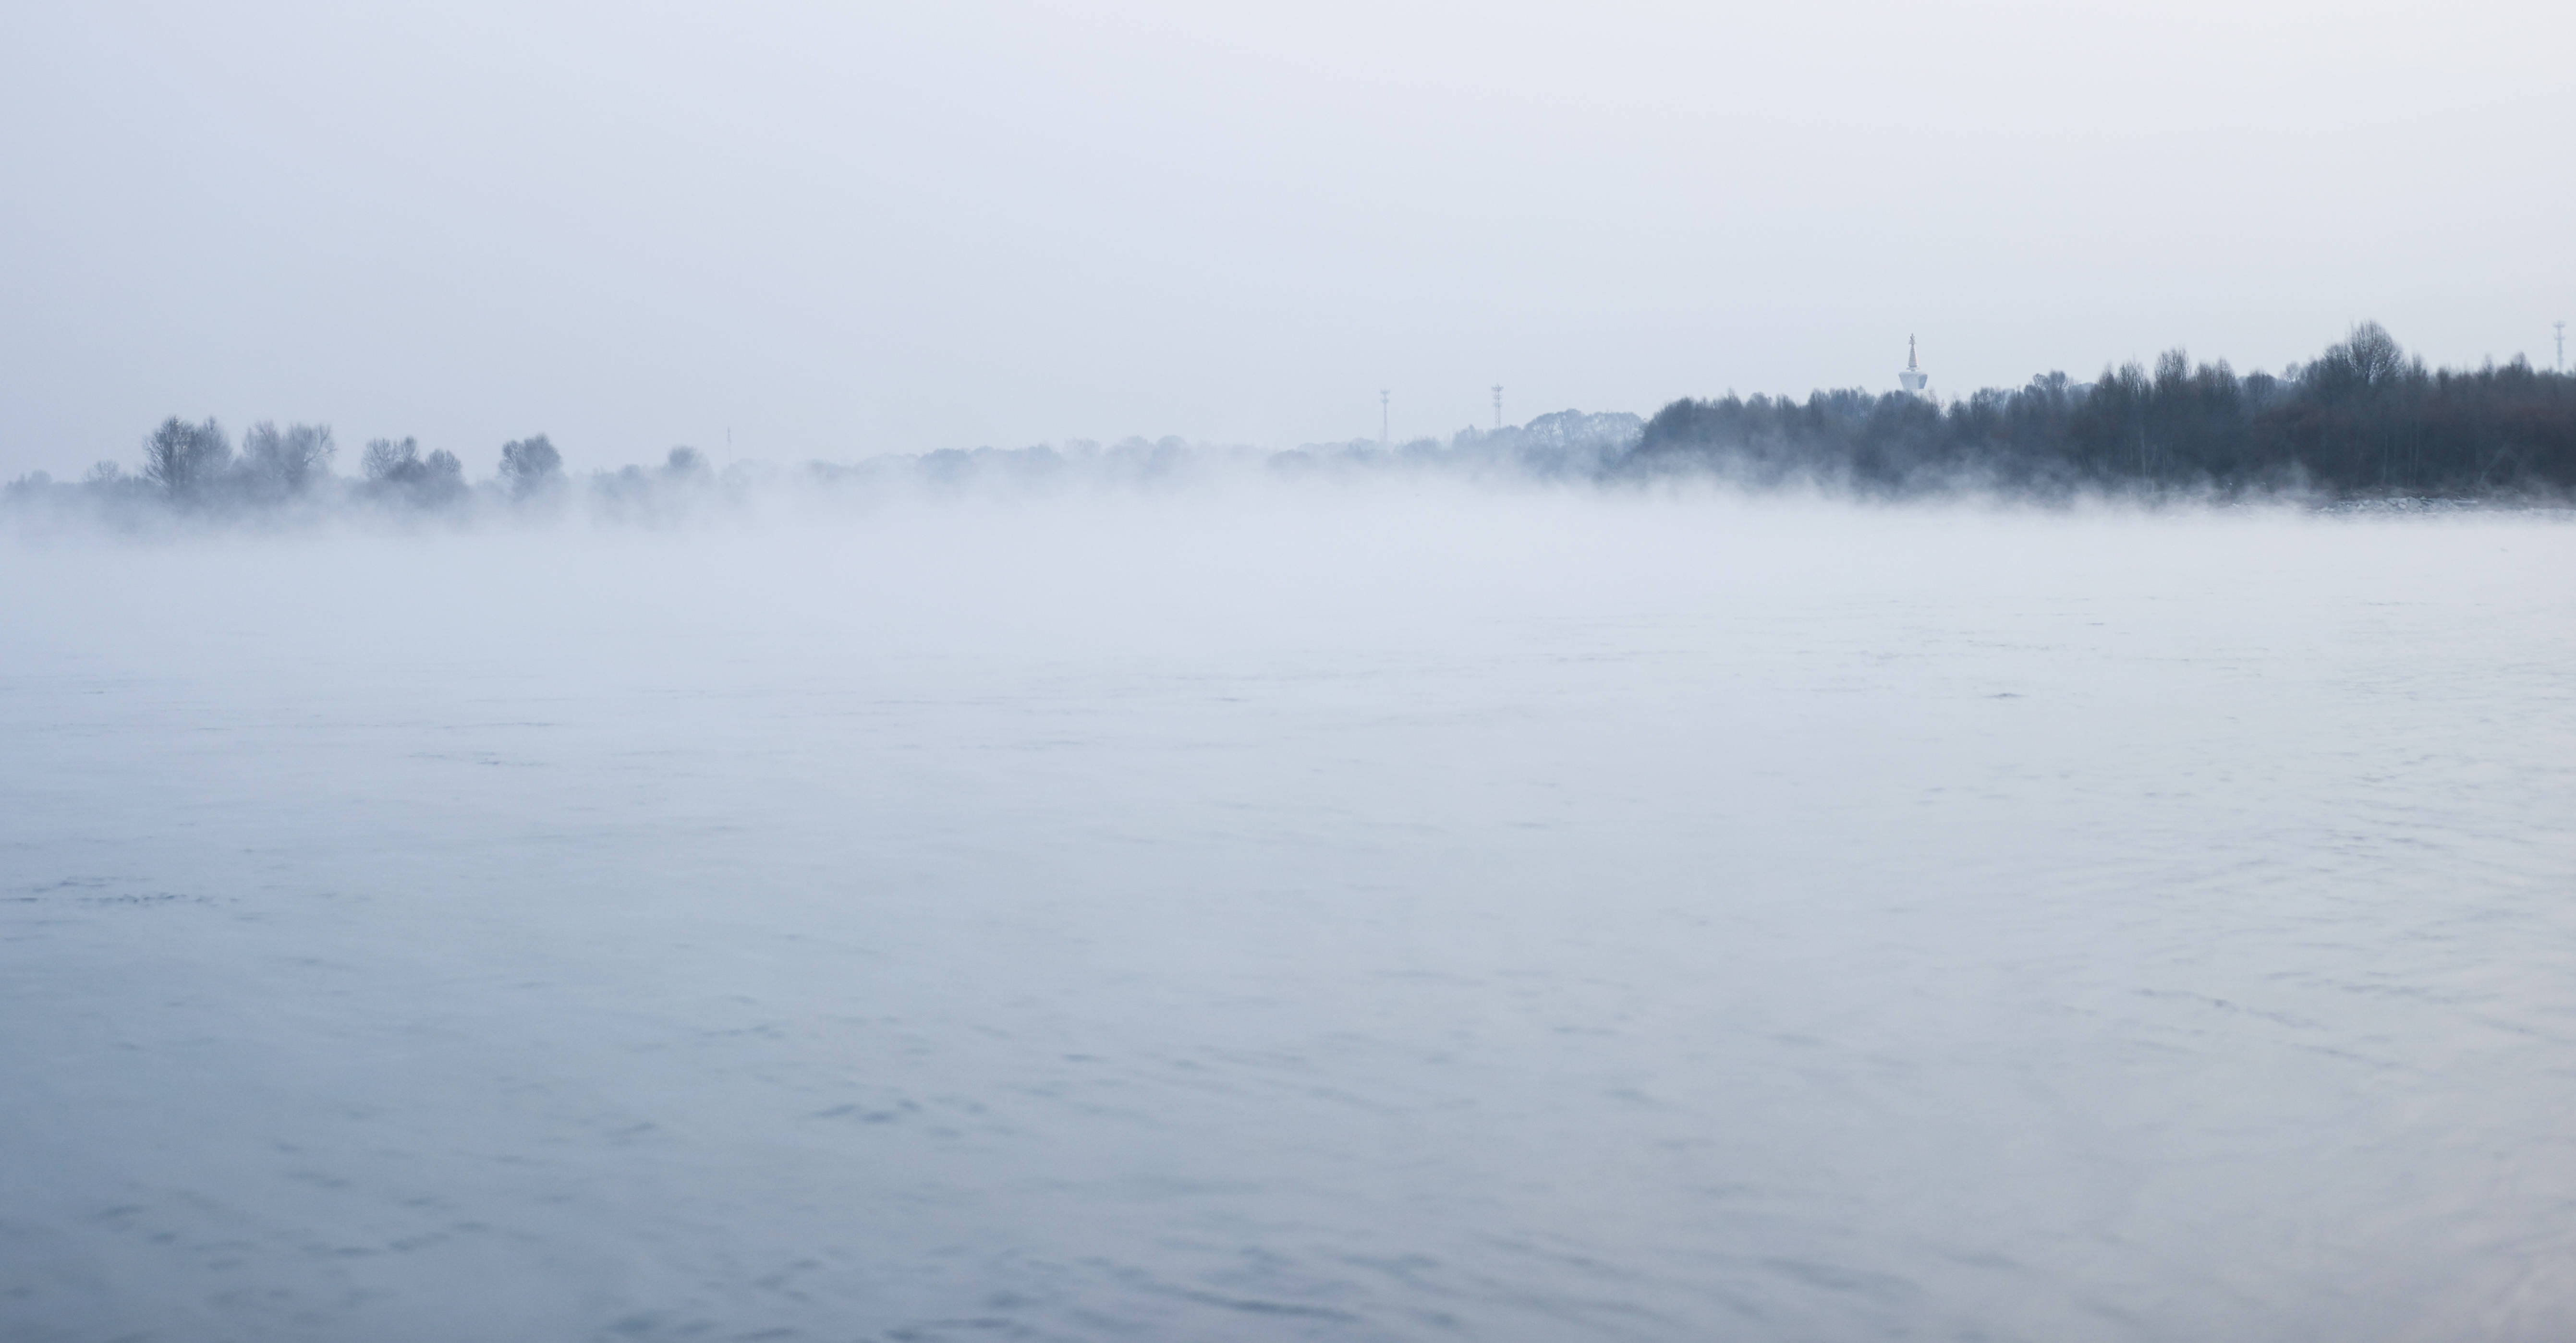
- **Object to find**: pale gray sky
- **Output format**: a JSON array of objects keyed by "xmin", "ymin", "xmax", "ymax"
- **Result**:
[{"xmin": 3, "ymin": 0, "xmax": 2568, "ymax": 477}]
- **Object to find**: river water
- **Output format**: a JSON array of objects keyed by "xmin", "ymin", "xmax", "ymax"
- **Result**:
[{"xmin": 4, "ymin": 490, "xmax": 2573, "ymax": 1342}]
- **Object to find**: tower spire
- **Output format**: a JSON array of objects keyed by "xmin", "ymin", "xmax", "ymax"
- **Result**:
[{"xmin": 1908, "ymin": 335, "xmax": 1918, "ymax": 371}]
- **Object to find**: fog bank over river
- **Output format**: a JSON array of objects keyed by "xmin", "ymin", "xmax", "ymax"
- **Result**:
[{"xmin": 5, "ymin": 489, "xmax": 2573, "ymax": 1342}]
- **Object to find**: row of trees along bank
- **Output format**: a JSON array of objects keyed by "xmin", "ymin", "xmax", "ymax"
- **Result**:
[{"xmin": 1628, "ymin": 324, "xmax": 2576, "ymax": 497}]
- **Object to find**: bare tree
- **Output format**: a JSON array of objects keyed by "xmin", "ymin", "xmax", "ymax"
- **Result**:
[
  {"xmin": 2305, "ymin": 321, "xmax": 2420, "ymax": 401},
  {"xmin": 241, "ymin": 422, "xmax": 337, "ymax": 497},
  {"xmin": 362, "ymin": 436, "xmax": 422, "ymax": 482},
  {"xmin": 141, "ymin": 417, "xmax": 231, "ymax": 500},
  {"xmin": 498, "ymin": 435, "xmax": 563, "ymax": 497},
  {"xmin": 361, "ymin": 437, "xmax": 467, "ymax": 507}
]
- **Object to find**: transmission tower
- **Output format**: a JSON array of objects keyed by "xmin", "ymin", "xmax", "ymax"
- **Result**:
[
  {"xmin": 2557, "ymin": 321, "xmax": 2566, "ymax": 373},
  {"xmin": 1381, "ymin": 389, "xmax": 1390, "ymax": 445},
  {"xmin": 1493, "ymin": 385, "xmax": 1503, "ymax": 431}
]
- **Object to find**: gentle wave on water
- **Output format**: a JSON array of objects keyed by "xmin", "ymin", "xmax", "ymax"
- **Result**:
[{"xmin": 5, "ymin": 493, "xmax": 2574, "ymax": 1342}]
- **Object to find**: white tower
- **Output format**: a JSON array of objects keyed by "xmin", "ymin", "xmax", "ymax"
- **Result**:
[{"xmin": 1897, "ymin": 335, "xmax": 1930, "ymax": 399}]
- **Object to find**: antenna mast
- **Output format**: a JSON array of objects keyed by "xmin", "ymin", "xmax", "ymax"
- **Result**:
[
  {"xmin": 2557, "ymin": 321, "xmax": 2566, "ymax": 373},
  {"xmin": 1381, "ymin": 389, "xmax": 1390, "ymax": 446},
  {"xmin": 1493, "ymin": 385, "xmax": 1503, "ymax": 431}
]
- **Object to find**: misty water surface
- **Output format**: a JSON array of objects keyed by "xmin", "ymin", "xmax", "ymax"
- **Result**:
[{"xmin": 4, "ymin": 489, "xmax": 2573, "ymax": 1342}]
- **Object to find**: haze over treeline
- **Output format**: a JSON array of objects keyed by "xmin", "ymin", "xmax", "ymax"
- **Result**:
[
  {"xmin": 8, "ymin": 325, "xmax": 2572, "ymax": 528},
  {"xmin": 1636, "ymin": 323, "xmax": 2576, "ymax": 496}
]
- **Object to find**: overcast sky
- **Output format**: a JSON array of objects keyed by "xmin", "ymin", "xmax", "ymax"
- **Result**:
[{"xmin": 3, "ymin": 0, "xmax": 2568, "ymax": 477}]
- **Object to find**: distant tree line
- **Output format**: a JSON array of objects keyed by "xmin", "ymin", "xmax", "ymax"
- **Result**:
[
  {"xmin": 9, "ymin": 323, "xmax": 2570, "ymax": 522},
  {"xmin": 0, "ymin": 422, "xmax": 778, "ymax": 528},
  {"xmin": 1626, "ymin": 324, "xmax": 2576, "ymax": 497},
  {"xmin": 1272, "ymin": 410, "xmax": 1647, "ymax": 479},
  {"xmin": 22, "ymin": 422, "xmax": 570, "ymax": 517}
]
